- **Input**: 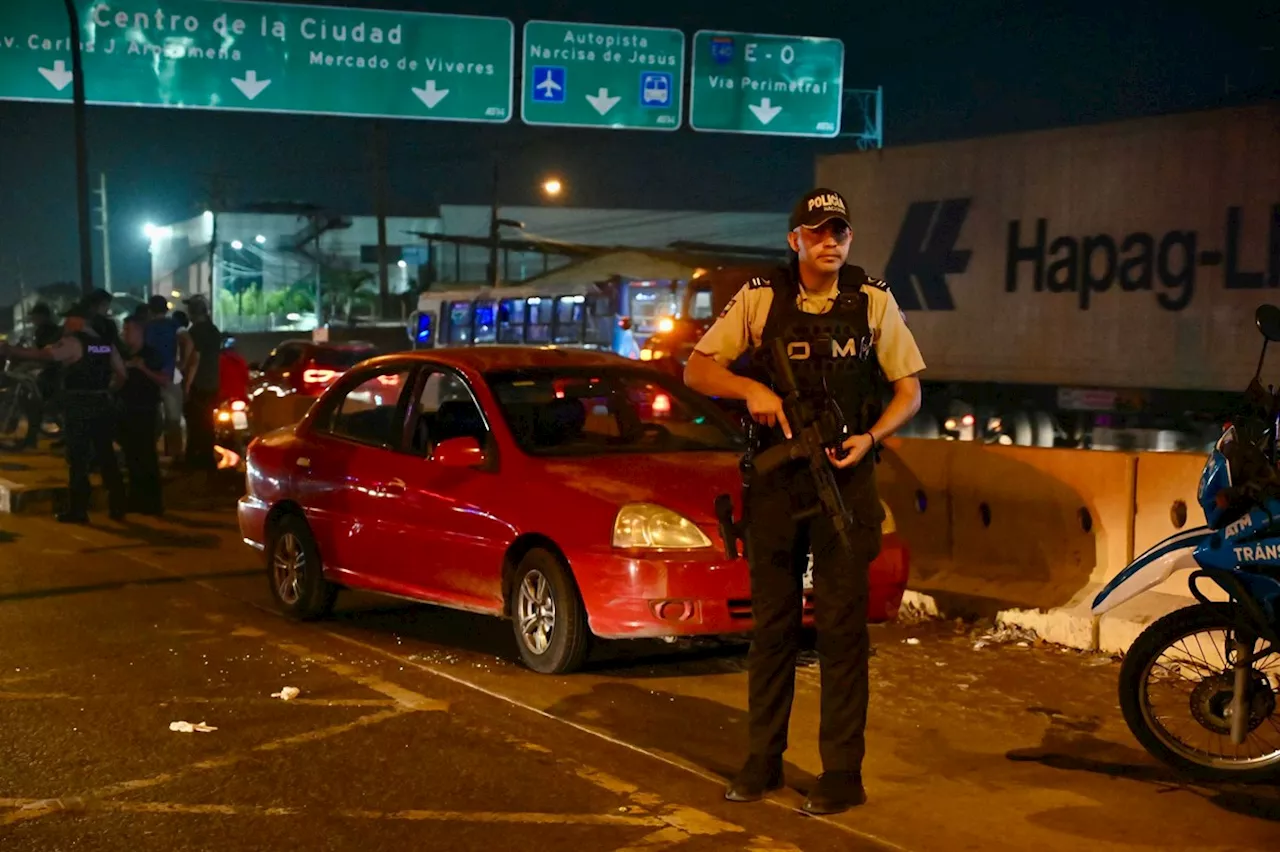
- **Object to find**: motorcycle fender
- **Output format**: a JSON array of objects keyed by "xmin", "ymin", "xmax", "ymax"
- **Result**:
[{"xmin": 1091, "ymin": 527, "xmax": 1211, "ymax": 616}]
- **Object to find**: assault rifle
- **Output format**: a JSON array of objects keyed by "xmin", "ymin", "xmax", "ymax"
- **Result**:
[{"xmin": 714, "ymin": 336, "xmax": 861, "ymax": 562}]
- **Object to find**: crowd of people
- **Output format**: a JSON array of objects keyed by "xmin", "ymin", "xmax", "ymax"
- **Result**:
[{"xmin": 0, "ymin": 288, "xmax": 240, "ymax": 524}]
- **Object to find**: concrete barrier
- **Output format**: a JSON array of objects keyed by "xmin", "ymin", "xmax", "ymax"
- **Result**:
[
  {"xmin": 881, "ymin": 438, "xmax": 1224, "ymax": 653},
  {"xmin": 1131, "ymin": 451, "xmax": 1215, "ymax": 599}
]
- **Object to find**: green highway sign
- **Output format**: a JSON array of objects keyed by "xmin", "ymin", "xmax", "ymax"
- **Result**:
[
  {"xmin": 521, "ymin": 20, "xmax": 684, "ymax": 131},
  {"xmin": 689, "ymin": 30, "xmax": 844, "ymax": 138},
  {"xmin": 0, "ymin": 0, "xmax": 514, "ymax": 123}
]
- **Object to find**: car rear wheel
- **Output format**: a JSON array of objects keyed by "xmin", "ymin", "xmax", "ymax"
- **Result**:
[
  {"xmin": 268, "ymin": 514, "xmax": 338, "ymax": 620},
  {"xmin": 510, "ymin": 549, "xmax": 591, "ymax": 675}
]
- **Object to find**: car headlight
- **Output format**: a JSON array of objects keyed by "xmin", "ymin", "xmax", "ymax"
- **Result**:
[{"xmin": 612, "ymin": 503, "xmax": 712, "ymax": 550}]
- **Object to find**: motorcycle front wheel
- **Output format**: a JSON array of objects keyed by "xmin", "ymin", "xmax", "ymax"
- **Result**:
[{"xmin": 1120, "ymin": 602, "xmax": 1280, "ymax": 783}]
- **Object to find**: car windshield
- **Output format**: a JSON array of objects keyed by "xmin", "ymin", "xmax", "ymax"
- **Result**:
[
  {"xmin": 485, "ymin": 366, "xmax": 747, "ymax": 456},
  {"xmin": 312, "ymin": 347, "xmax": 377, "ymax": 369}
]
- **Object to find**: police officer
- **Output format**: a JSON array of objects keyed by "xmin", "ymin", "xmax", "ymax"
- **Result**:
[
  {"xmin": 684, "ymin": 187, "xmax": 925, "ymax": 815},
  {"xmin": 0, "ymin": 302, "xmax": 128, "ymax": 523}
]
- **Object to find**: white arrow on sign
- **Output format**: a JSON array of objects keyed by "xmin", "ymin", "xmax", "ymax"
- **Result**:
[
  {"xmin": 748, "ymin": 98, "xmax": 783, "ymax": 125},
  {"xmin": 585, "ymin": 87, "xmax": 620, "ymax": 116},
  {"xmin": 232, "ymin": 70, "xmax": 271, "ymax": 100},
  {"xmin": 38, "ymin": 60, "xmax": 73, "ymax": 91},
  {"xmin": 412, "ymin": 80, "xmax": 449, "ymax": 109}
]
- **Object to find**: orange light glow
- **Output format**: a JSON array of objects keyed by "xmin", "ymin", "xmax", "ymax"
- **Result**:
[
  {"xmin": 652, "ymin": 393, "xmax": 671, "ymax": 414},
  {"xmin": 215, "ymin": 445, "xmax": 241, "ymax": 470},
  {"xmin": 303, "ymin": 368, "xmax": 337, "ymax": 385}
]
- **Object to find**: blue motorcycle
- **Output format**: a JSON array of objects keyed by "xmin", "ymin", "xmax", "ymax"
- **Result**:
[{"xmin": 1092, "ymin": 304, "xmax": 1280, "ymax": 783}]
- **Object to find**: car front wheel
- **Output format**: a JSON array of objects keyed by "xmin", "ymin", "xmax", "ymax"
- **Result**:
[
  {"xmin": 267, "ymin": 514, "xmax": 338, "ymax": 620},
  {"xmin": 510, "ymin": 549, "xmax": 591, "ymax": 675}
]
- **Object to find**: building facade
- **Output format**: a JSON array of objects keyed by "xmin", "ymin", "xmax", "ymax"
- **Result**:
[{"xmin": 147, "ymin": 205, "xmax": 788, "ymax": 333}]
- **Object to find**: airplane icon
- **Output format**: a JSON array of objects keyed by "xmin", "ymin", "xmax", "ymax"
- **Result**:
[
  {"xmin": 531, "ymin": 65, "xmax": 566, "ymax": 103},
  {"xmin": 536, "ymin": 70, "xmax": 561, "ymax": 96}
]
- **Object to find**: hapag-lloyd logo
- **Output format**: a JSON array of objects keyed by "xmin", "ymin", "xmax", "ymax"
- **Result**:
[
  {"xmin": 884, "ymin": 199, "xmax": 972, "ymax": 311},
  {"xmin": 882, "ymin": 199, "xmax": 1280, "ymax": 312}
]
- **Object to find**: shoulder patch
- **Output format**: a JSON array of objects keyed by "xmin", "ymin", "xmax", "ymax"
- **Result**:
[
  {"xmin": 865, "ymin": 276, "xmax": 891, "ymax": 292},
  {"xmin": 746, "ymin": 275, "xmax": 774, "ymax": 290}
]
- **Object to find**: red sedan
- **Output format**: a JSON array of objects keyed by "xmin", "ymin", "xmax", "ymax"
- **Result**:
[{"xmin": 238, "ymin": 347, "xmax": 910, "ymax": 674}]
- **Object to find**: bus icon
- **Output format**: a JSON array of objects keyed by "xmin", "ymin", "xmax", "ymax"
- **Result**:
[{"xmin": 640, "ymin": 72, "xmax": 672, "ymax": 108}]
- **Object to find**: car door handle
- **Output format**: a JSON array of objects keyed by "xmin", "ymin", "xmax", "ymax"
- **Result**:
[{"xmin": 382, "ymin": 478, "xmax": 406, "ymax": 496}]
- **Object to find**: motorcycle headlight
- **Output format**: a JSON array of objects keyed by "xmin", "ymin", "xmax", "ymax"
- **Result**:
[{"xmin": 612, "ymin": 503, "xmax": 712, "ymax": 550}]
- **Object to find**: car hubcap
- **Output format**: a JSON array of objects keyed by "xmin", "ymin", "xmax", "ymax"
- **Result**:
[
  {"xmin": 273, "ymin": 532, "xmax": 303, "ymax": 605},
  {"xmin": 517, "ymin": 569, "xmax": 556, "ymax": 655}
]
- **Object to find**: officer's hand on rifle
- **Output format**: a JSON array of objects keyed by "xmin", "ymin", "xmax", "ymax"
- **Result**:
[
  {"xmin": 827, "ymin": 433, "xmax": 875, "ymax": 469},
  {"xmin": 745, "ymin": 382, "xmax": 792, "ymax": 439}
]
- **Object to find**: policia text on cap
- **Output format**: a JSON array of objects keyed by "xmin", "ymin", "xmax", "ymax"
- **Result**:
[{"xmin": 683, "ymin": 187, "xmax": 926, "ymax": 815}]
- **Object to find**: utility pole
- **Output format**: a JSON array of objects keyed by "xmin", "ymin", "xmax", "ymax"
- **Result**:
[
  {"xmin": 92, "ymin": 172, "xmax": 112, "ymax": 293},
  {"xmin": 488, "ymin": 160, "xmax": 500, "ymax": 287},
  {"xmin": 485, "ymin": 161, "xmax": 523, "ymax": 287},
  {"xmin": 372, "ymin": 121, "xmax": 390, "ymax": 318},
  {"xmin": 63, "ymin": 0, "xmax": 93, "ymax": 297},
  {"xmin": 204, "ymin": 173, "xmax": 228, "ymax": 315}
]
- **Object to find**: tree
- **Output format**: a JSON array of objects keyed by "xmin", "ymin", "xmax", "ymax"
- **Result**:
[{"xmin": 277, "ymin": 256, "xmax": 378, "ymax": 325}]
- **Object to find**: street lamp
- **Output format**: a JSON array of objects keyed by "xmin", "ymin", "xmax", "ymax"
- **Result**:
[{"xmin": 488, "ymin": 170, "xmax": 567, "ymax": 287}]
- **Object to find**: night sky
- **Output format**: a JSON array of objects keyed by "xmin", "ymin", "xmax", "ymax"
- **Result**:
[{"xmin": 0, "ymin": 0, "xmax": 1275, "ymax": 302}]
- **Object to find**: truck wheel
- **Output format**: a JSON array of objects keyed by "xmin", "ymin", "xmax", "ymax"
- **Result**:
[
  {"xmin": 510, "ymin": 549, "xmax": 591, "ymax": 674},
  {"xmin": 267, "ymin": 514, "xmax": 338, "ymax": 621}
]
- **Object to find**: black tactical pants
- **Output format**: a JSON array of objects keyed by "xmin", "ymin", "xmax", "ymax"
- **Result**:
[
  {"xmin": 184, "ymin": 389, "xmax": 218, "ymax": 471},
  {"xmin": 742, "ymin": 460, "xmax": 883, "ymax": 773},
  {"xmin": 119, "ymin": 404, "xmax": 163, "ymax": 515},
  {"xmin": 63, "ymin": 392, "xmax": 125, "ymax": 520}
]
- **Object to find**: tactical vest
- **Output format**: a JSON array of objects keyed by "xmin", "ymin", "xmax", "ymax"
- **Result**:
[
  {"xmin": 63, "ymin": 332, "xmax": 115, "ymax": 393},
  {"xmin": 745, "ymin": 264, "xmax": 889, "ymax": 449}
]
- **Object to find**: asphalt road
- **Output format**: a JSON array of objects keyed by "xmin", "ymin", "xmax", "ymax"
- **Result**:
[{"xmin": 1, "ymin": 495, "xmax": 1277, "ymax": 851}]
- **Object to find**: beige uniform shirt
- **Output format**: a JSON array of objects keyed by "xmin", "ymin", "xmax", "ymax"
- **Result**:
[{"xmin": 692, "ymin": 271, "xmax": 927, "ymax": 382}]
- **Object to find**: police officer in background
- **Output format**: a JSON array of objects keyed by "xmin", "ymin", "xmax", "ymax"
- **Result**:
[
  {"xmin": 684, "ymin": 188, "xmax": 925, "ymax": 815},
  {"xmin": 0, "ymin": 302, "xmax": 127, "ymax": 523}
]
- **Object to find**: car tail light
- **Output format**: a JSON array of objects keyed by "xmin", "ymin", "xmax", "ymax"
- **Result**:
[
  {"xmin": 376, "ymin": 375, "xmax": 399, "ymax": 386},
  {"xmin": 652, "ymin": 393, "xmax": 671, "ymax": 415},
  {"xmin": 301, "ymin": 366, "xmax": 339, "ymax": 394}
]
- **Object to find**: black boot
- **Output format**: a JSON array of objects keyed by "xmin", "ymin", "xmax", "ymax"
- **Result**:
[
  {"xmin": 724, "ymin": 754, "xmax": 784, "ymax": 802},
  {"xmin": 802, "ymin": 771, "xmax": 866, "ymax": 815}
]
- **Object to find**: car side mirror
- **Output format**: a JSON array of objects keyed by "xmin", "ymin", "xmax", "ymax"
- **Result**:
[{"xmin": 435, "ymin": 436, "xmax": 486, "ymax": 468}]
